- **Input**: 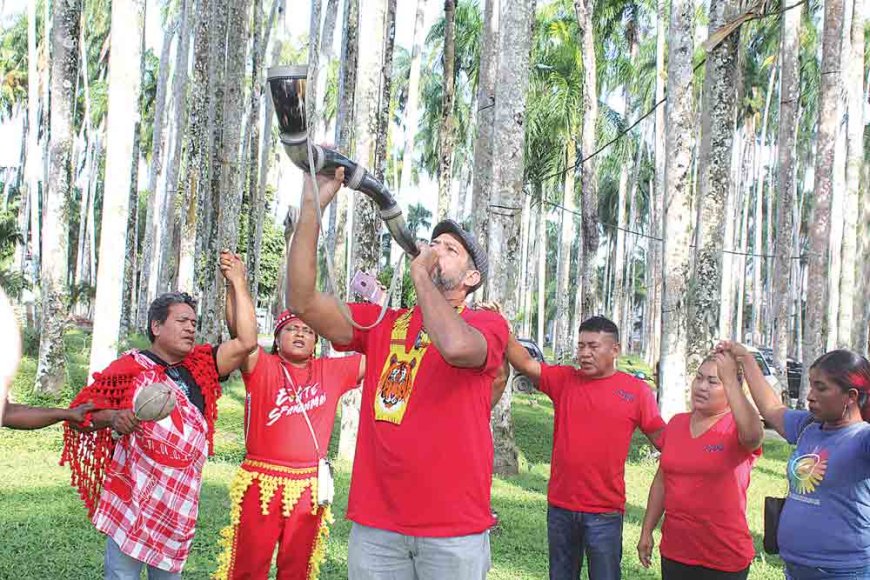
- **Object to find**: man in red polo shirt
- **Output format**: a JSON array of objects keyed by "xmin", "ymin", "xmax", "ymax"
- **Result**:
[
  {"xmin": 287, "ymin": 168, "xmax": 508, "ymax": 579},
  {"xmin": 507, "ymin": 315, "xmax": 665, "ymax": 580}
]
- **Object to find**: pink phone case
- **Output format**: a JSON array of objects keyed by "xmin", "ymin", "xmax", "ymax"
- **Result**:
[{"xmin": 351, "ymin": 271, "xmax": 385, "ymax": 304}]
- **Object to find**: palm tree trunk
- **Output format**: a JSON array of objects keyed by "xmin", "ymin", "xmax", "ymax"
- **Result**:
[
  {"xmin": 750, "ymin": 64, "xmax": 776, "ymax": 346},
  {"xmin": 22, "ymin": 0, "xmax": 40, "ymax": 284},
  {"xmin": 339, "ymin": 0, "xmax": 388, "ymax": 464},
  {"xmin": 398, "ymin": 0, "xmax": 428, "ymax": 198},
  {"xmin": 687, "ymin": 0, "xmax": 740, "ymax": 366},
  {"xmin": 718, "ymin": 122, "xmax": 743, "ymax": 340},
  {"xmin": 35, "ymin": 0, "xmax": 82, "ymax": 396},
  {"xmin": 839, "ymin": 0, "xmax": 864, "ymax": 347},
  {"xmin": 488, "ymin": 0, "xmax": 536, "ymax": 477},
  {"xmin": 89, "ymin": 0, "xmax": 145, "ymax": 375},
  {"xmin": 328, "ymin": 0, "xmax": 358, "ymax": 301},
  {"xmin": 537, "ymin": 198, "xmax": 547, "ymax": 346},
  {"xmin": 735, "ymin": 131, "xmax": 753, "ymax": 342},
  {"xmin": 659, "ymin": 0, "xmax": 695, "ymax": 418},
  {"xmin": 471, "ymin": 0, "xmax": 499, "ymax": 259},
  {"xmin": 178, "ymin": 0, "xmax": 211, "ymax": 292},
  {"xmin": 138, "ymin": 4, "xmax": 178, "ymax": 328},
  {"xmin": 374, "ymin": 0, "xmax": 397, "ymax": 182},
  {"xmin": 772, "ymin": 0, "xmax": 801, "ymax": 386},
  {"xmin": 574, "ymin": 0, "xmax": 599, "ymax": 320},
  {"xmin": 553, "ymin": 141, "xmax": 576, "ymax": 361},
  {"xmin": 208, "ymin": 0, "xmax": 250, "ymax": 343},
  {"xmin": 802, "ymin": 0, "xmax": 844, "ymax": 404},
  {"xmin": 437, "ymin": 0, "xmax": 456, "ymax": 220},
  {"xmin": 646, "ymin": 0, "xmax": 666, "ymax": 366},
  {"xmin": 197, "ymin": 0, "xmax": 230, "ymax": 343},
  {"xmin": 518, "ymin": 191, "xmax": 532, "ymax": 330},
  {"xmin": 159, "ymin": 0, "xmax": 193, "ymax": 295},
  {"xmin": 246, "ymin": 0, "xmax": 283, "ymax": 304}
]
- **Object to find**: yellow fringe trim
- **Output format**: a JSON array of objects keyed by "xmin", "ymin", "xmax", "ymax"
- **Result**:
[
  {"xmin": 212, "ymin": 463, "xmax": 318, "ymax": 580},
  {"xmin": 308, "ymin": 505, "xmax": 334, "ymax": 580}
]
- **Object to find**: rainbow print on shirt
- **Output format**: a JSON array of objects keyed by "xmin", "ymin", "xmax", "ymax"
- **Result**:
[{"xmin": 788, "ymin": 447, "xmax": 829, "ymax": 494}]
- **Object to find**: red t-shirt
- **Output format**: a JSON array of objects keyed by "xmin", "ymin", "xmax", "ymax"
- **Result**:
[
  {"xmin": 539, "ymin": 365, "xmax": 665, "ymax": 513},
  {"xmin": 333, "ymin": 302, "xmax": 508, "ymax": 536},
  {"xmin": 241, "ymin": 348, "xmax": 362, "ymax": 466},
  {"xmin": 659, "ymin": 412, "xmax": 761, "ymax": 572}
]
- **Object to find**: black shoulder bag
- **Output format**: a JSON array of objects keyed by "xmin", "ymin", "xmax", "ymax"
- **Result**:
[{"xmin": 763, "ymin": 416, "xmax": 815, "ymax": 554}]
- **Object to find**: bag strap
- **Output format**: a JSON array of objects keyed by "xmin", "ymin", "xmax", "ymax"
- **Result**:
[
  {"xmin": 795, "ymin": 414, "xmax": 816, "ymax": 446},
  {"xmin": 280, "ymin": 364, "xmax": 323, "ymax": 461}
]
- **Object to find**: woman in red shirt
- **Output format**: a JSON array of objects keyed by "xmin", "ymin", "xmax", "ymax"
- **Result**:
[{"xmin": 638, "ymin": 350, "xmax": 764, "ymax": 580}]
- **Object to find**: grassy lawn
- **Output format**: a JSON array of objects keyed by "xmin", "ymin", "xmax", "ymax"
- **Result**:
[{"xmin": 1, "ymin": 331, "xmax": 788, "ymax": 579}]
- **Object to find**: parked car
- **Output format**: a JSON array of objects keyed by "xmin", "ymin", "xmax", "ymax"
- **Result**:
[
  {"xmin": 511, "ymin": 338, "xmax": 546, "ymax": 393},
  {"xmin": 744, "ymin": 346, "xmax": 787, "ymax": 403},
  {"xmin": 786, "ymin": 358, "xmax": 804, "ymax": 404}
]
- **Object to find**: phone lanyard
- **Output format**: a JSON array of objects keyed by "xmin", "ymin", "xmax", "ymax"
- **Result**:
[{"xmin": 280, "ymin": 364, "xmax": 322, "ymax": 461}]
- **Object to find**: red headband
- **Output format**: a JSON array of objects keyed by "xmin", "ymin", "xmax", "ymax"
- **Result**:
[
  {"xmin": 848, "ymin": 372, "xmax": 870, "ymax": 392},
  {"xmin": 274, "ymin": 310, "xmax": 302, "ymax": 336}
]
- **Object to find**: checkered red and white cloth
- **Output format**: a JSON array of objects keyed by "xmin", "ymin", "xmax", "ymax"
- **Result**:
[{"xmin": 92, "ymin": 352, "xmax": 209, "ymax": 573}]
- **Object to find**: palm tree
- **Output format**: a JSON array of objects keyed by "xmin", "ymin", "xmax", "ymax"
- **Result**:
[
  {"xmin": 572, "ymin": 0, "xmax": 599, "ymax": 323},
  {"xmin": 339, "ymin": 0, "xmax": 391, "ymax": 463},
  {"xmin": 658, "ymin": 0, "xmax": 694, "ymax": 419},
  {"xmin": 178, "ymin": 0, "xmax": 211, "ymax": 293},
  {"xmin": 35, "ymin": 0, "xmax": 82, "ymax": 396},
  {"xmin": 802, "ymin": 0, "xmax": 844, "ymax": 405},
  {"xmin": 771, "ymin": 0, "xmax": 802, "ymax": 387},
  {"xmin": 437, "ymin": 0, "xmax": 457, "ymax": 220},
  {"xmin": 487, "ymin": 0, "xmax": 537, "ymax": 477},
  {"xmin": 89, "ymin": 0, "xmax": 146, "ymax": 375},
  {"xmin": 838, "ymin": 0, "xmax": 865, "ymax": 346},
  {"xmin": 406, "ymin": 202, "xmax": 432, "ymax": 238},
  {"xmin": 686, "ymin": 0, "xmax": 742, "ymax": 366},
  {"xmin": 471, "ymin": 0, "xmax": 497, "ymax": 257},
  {"xmin": 136, "ymin": 1, "xmax": 178, "ymax": 329},
  {"xmin": 398, "ymin": 0, "xmax": 428, "ymax": 199},
  {"xmin": 526, "ymin": 1, "xmax": 582, "ymax": 361}
]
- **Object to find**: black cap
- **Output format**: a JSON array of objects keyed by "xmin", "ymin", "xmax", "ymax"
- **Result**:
[{"xmin": 431, "ymin": 219, "xmax": 488, "ymax": 292}]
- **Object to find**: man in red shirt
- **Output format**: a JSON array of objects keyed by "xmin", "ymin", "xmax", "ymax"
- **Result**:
[
  {"xmin": 213, "ymin": 306, "xmax": 364, "ymax": 580},
  {"xmin": 507, "ymin": 315, "xmax": 665, "ymax": 580},
  {"xmin": 287, "ymin": 168, "xmax": 508, "ymax": 579}
]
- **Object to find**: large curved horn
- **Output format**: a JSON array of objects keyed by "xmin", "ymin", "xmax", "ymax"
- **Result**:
[{"xmin": 267, "ymin": 65, "xmax": 419, "ymax": 257}]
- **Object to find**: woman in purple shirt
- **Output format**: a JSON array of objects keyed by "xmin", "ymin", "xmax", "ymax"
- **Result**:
[{"xmin": 719, "ymin": 342, "xmax": 870, "ymax": 580}]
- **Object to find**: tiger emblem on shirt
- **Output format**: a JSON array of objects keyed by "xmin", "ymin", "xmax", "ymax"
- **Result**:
[{"xmin": 379, "ymin": 355, "xmax": 416, "ymax": 409}]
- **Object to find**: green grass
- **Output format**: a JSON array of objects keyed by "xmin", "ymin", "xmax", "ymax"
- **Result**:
[{"xmin": 1, "ymin": 333, "xmax": 788, "ymax": 579}]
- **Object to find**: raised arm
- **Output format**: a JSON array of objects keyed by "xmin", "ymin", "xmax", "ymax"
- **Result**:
[
  {"xmin": 638, "ymin": 465, "xmax": 665, "ymax": 569},
  {"xmin": 506, "ymin": 335, "xmax": 542, "ymax": 385},
  {"xmin": 719, "ymin": 341, "xmax": 787, "ymax": 437},
  {"xmin": 224, "ymin": 255, "xmax": 260, "ymax": 373},
  {"xmin": 287, "ymin": 167, "xmax": 354, "ymax": 346},
  {"xmin": 409, "ymin": 244, "xmax": 487, "ymax": 368},
  {"xmin": 716, "ymin": 350, "xmax": 764, "ymax": 451},
  {"xmin": 215, "ymin": 251, "xmax": 259, "ymax": 376}
]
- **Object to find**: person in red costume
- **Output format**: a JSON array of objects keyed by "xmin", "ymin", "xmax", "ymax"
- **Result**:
[
  {"xmin": 213, "ymin": 304, "xmax": 364, "ymax": 580},
  {"xmin": 62, "ymin": 251, "xmax": 258, "ymax": 580}
]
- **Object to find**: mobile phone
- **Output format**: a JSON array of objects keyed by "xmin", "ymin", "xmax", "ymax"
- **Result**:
[{"xmin": 351, "ymin": 270, "xmax": 386, "ymax": 305}]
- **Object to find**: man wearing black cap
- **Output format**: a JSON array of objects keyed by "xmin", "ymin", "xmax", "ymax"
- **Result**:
[{"xmin": 287, "ymin": 167, "xmax": 508, "ymax": 580}]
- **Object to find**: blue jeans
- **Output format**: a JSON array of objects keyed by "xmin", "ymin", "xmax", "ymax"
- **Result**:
[
  {"xmin": 104, "ymin": 537, "xmax": 181, "ymax": 580},
  {"xmin": 348, "ymin": 523, "xmax": 491, "ymax": 580},
  {"xmin": 547, "ymin": 504, "xmax": 623, "ymax": 580},
  {"xmin": 785, "ymin": 562, "xmax": 870, "ymax": 579}
]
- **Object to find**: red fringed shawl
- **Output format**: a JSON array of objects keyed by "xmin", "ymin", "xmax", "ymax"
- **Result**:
[{"xmin": 60, "ymin": 344, "xmax": 221, "ymax": 517}]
